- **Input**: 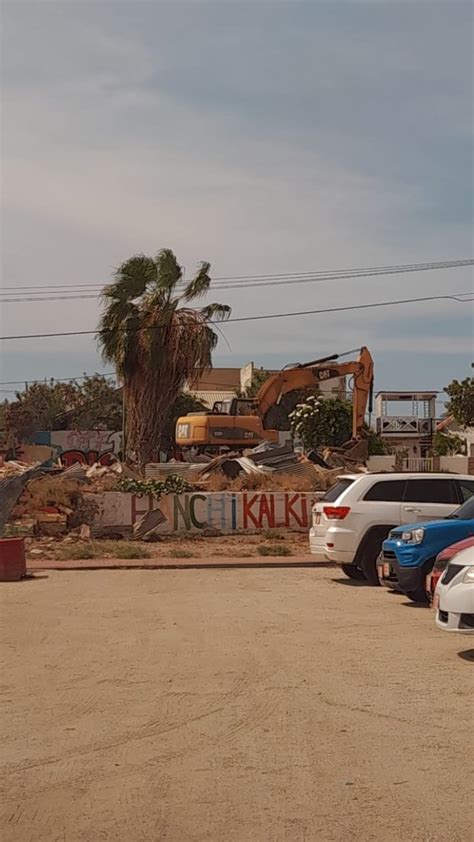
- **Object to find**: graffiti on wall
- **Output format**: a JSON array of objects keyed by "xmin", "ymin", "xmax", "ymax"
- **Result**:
[
  {"xmin": 92, "ymin": 491, "xmax": 316, "ymax": 534},
  {"xmin": 27, "ymin": 430, "xmax": 122, "ymax": 467}
]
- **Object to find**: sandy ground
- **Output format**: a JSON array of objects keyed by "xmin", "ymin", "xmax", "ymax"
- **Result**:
[
  {"xmin": 26, "ymin": 532, "xmax": 310, "ymax": 561},
  {"xmin": 0, "ymin": 566, "xmax": 472, "ymax": 842}
]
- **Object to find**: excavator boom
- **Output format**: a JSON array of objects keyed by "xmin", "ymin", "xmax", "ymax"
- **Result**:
[{"xmin": 256, "ymin": 346, "xmax": 374, "ymax": 440}]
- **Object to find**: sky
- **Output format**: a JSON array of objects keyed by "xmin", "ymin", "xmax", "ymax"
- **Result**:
[{"xmin": 1, "ymin": 0, "xmax": 473, "ymax": 409}]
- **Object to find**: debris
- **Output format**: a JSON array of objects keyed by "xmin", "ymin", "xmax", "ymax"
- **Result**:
[
  {"xmin": 38, "ymin": 517, "xmax": 68, "ymax": 536},
  {"xmin": 133, "ymin": 507, "xmax": 167, "ymax": 541},
  {"xmin": 197, "ymin": 441, "xmax": 340, "ymax": 488},
  {"xmin": 145, "ymin": 462, "xmax": 206, "ymax": 479},
  {"xmin": 79, "ymin": 524, "xmax": 91, "ymax": 540},
  {"xmin": 3, "ymin": 519, "xmax": 36, "ymax": 538},
  {"xmin": 58, "ymin": 505, "xmax": 74, "ymax": 516},
  {"xmin": 29, "ymin": 548, "xmax": 44, "ymax": 556},
  {"xmin": 0, "ymin": 464, "xmax": 42, "ymax": 537}
]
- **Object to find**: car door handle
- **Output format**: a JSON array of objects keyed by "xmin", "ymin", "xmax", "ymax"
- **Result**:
[{"xmin": 404, "ymin": 507, "xmax": 422, "ymax": 513}]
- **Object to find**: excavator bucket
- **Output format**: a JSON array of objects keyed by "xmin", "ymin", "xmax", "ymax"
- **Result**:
[
  {"xmin": 341, "ymin": 438, "xmax": 369, "ymax": 463},
  {"xmin": 322, "ymin": 438, "xmax": 369, "ymax": 467}
]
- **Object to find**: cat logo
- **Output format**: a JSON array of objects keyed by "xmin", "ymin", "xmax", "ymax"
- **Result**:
[
  {"xmin": 315, "ymin": 368, "xmax": 339, "ymax": 382},
  {"xmin": 176, "ymin": 423, "xmax": 190, "ymax": 439}
]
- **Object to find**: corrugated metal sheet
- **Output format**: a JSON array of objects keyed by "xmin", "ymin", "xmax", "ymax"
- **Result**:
[{"xmin": 145, "ymin": 463, "xmax": 205, "ymax": 479}]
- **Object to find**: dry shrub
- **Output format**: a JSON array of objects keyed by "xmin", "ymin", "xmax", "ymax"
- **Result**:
[
  {"xmin": 168, "ymin": 549, "xmax": 195, "ymax": 559},
  {"xmin": 257, "ymin": 544, "xmax": 293, "ymax": 557},
  {"xmin": 198, "ymin": 470, "xmax": 318, "ymax": 493},
  {"xmin": 16, "ymin": 476, "xmax": 84, "ymax": 512},
  {"xmin": 59, "ymin": 544, "xmax": 97, "ymax": 561}
]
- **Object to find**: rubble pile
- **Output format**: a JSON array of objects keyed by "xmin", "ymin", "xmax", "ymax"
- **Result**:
[
  {"xmin": 193, "ymin": 441, "xmax": 366, "ymax": 491},
  {"xmin": 1, "ymin": 439, "xmax": 367, "ymax": 539},
  {"xmin": 0, "ymin": 461, "xmax": 122, "ymax": 539}
]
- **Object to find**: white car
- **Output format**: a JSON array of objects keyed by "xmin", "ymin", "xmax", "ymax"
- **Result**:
[
  {"xmin": 434, "ymin": 546, "xmax": 474, "ymax": 633},
  {"xmin": 309, "ymin": 472, "xmax": 474, "ymax": 585}
]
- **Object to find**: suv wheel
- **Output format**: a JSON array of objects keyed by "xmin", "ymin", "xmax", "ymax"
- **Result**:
[
  {"xmin": 341, "ymin": 563, "xmax": 365, "ymax": 580},
  {"xmin": 357, "ymin": 530, "xmax": 391, "ymax": 586},
  {"xmin": 404, "ymin": 560, "xmax": 433, "ymax": 605},
  {"xmin": 405, "ymin": 589, "xmax": 429, "ymax": 605}
]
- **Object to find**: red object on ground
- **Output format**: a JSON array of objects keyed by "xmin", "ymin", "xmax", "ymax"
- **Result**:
[{"xmin": 0, "ymin": 538, "xmax": 26, "ymax": 581}]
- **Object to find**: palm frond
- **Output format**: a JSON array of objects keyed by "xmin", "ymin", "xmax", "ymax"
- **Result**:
[
  {"xmin": 200, "ymin": 302, "xmax": 232, "ymax": 322},
  {"xmin": 109, "ymin": 255, "xmax": 157, "ymax": 301},
  {"xmin": 155, "ymin": 249, "xmax": 183, "ymax": 297},
  {"xmin": 182, "ymin": 261, "xmax": 211, "ymax": 302},
  {"xmin": 97, "ymin": 299, "xmax": 140, "ymax": 377}
]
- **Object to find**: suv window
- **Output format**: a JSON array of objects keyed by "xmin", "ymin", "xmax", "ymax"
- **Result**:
[
  {"xmin": 404, "ymin": 479, "xmax": 458, "ymax": 504},
  {"xmin": 322, "ymin": 478, "xmax": 355, "ymax": 502},
  {"xmin": 363, "ymin": 480, "xmax": 406, "ymax": 502},
  {"xmin": 458, "ymin": 479, "xmax": 474, "ymax": 502}
]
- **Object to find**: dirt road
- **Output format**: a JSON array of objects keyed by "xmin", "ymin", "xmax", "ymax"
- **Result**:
[{"xmin": 1, "ymin": 566, "xmax": 472, "ymax": 841}]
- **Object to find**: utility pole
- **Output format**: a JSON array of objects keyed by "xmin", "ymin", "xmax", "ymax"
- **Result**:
[
  {"xmin": 121, "ymin": 315, "xmax": 136, "ymax": 463},
  {"xmin": 121, "ymin": 380, "xmax": 126, "ymax": 463}
]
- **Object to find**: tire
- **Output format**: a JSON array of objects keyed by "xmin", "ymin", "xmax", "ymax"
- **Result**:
[
  {"xmin": 404, "ymin": 560, "xmax": 433, "ymax": 605},
  {"xmin": 359, "ymin": 534, "xmax": 385, "ymax": 586},
  {"xmin": 341, "ymin": 563, "xmax": 366, "ymax": 580},
  {"xmin": 405, "ymin": 589, "xmax": 429, "ymax": 605}
]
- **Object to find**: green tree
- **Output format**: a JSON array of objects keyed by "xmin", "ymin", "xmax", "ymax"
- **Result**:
[
  {"xmin": 4, "ymin": 376, "xmax": 122, "ymax": 437},
  {"xmin": 445, "ymin": 377, "xmax": 474, "ymax": 427},
  {"xmin": 72, "ymin": 375, "xmax": 122, "ymax": 429},
  {"xmin": 98, "ymin": 249, "xmax": 230, "ymax": 466},
  {"xmin": 365, "ymin": 429, "xmax": 392, "ymax": 455},
  {"xmin": 5, "ymin": 381, "xmax": 81, "ymax": 437},
  {"xmin": 289, "ymin": 396, "xmax": 353, "ymax": 450},
  {"xmin": 432, "ymin": 431, "xmax": 465, "ymax": 456}
]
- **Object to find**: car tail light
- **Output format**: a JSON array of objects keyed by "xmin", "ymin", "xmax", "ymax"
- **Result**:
[{"xmin": 323, "ymin": 506, "xmax": 351, "ymax": 520}]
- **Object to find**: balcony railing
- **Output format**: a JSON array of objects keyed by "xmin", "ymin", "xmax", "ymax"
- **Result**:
[{"xmin": 376, "ymin": 416, "xmax": 433, "ymax": 435}]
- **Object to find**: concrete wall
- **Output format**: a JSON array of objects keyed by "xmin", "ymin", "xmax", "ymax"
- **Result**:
[
  {"xmin": 367, "ymin": 455, "xmax": 396, "ymax": 472},
  {"xmin": 24, "ymin": 431, "xmax": 122, "ymax": 467},
  {"xmin": 367, "ymin": 455, "xmax": 473, "ymax": 474},
  {"xmin": 439, "ymin": 456, "xmax": 471, "ymax": 475},
  {"xmin": 90, "ymin": 490, "xmax": 317, "ymax": 535}
]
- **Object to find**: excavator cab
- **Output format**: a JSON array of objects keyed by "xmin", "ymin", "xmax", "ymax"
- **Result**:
[{"xmin": 212, "ymin": 398, "xmax": 257, "ymax": 416}]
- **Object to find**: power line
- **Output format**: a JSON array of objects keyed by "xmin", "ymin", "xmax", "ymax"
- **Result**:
[
  {"xmin": 1, "ymin": 258, "xmax": 472, "ymax": 302},
  {"xmin": 0, "ymin": 291, "xmax": 469, "ymax": 341},
  {"xmin": 0, "ymin": 378, "xmax": 243, "ymax": 390},
  {"xmin": 3, "ymin": 258, "xmax": 473, "ymax": 289},
  {"xmin": 0, "ymin": 373, "xmax": 116, "ymax": 386}
]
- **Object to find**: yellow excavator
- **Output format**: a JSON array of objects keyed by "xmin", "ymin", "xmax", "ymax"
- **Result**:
[{"xmin": 175, "ymin": 346, "xmax": 374, "ymax": 458}]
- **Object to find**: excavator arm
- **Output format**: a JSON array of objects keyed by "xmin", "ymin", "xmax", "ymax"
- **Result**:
[{"xmin": 255, "ymin": 346, "xmax": 374, "ymax": 440}]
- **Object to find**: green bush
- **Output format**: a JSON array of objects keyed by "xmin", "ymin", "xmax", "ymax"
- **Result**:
[{"xmin": 118, "ymin": 475, "xmax": 193, "ymax": 498}]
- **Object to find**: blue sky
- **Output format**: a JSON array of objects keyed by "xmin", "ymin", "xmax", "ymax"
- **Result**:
[{"xmin": 1, "ymin": 0, "xmax": 472, "ymax": 407}]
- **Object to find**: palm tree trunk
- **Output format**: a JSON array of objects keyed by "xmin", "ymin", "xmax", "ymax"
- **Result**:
[{"xmin": 125, "ymin": 370, "xmax": 181, "ymax": 470}]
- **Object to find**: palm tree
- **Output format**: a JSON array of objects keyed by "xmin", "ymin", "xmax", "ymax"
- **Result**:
[{"xmin": 98, "ymin": 249, "xmax": 231, "ymax": 467}]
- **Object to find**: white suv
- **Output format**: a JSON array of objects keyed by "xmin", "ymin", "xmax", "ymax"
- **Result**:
[{"xmin": 309, "ymin": 473, "xmax": 474, "ymax": 585}]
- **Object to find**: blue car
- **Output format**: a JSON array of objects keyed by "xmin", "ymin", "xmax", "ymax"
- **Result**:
[{"xmin": 379, "ymin": 496, "xmax": 474, "ymax": 603}]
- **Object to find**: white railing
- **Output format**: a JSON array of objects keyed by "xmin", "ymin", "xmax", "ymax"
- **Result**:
[
  {"xmin": 376, "ymin": 416, "xmax": 433, "ymax": 435},
  {"xmin": 401, "ymin": 457, "xmax": 434, "ymax": 472}
]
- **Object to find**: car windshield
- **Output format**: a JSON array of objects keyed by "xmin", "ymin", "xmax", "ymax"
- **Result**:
[{"xmin": 446, "ymin": 496, "xmax": 474, "ymax": 520}]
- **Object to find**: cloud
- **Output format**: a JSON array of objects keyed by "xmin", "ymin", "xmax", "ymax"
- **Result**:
[{"xmin": 1, "ymin": 0, "xmax": 472, "ymax": 388}]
